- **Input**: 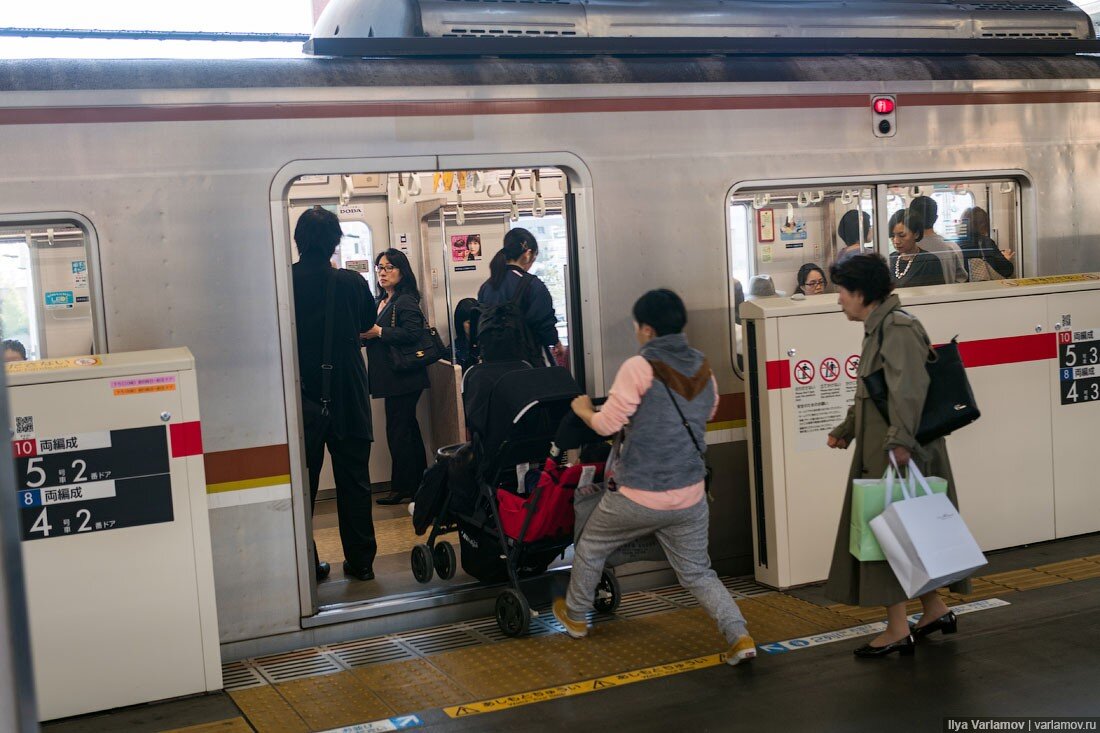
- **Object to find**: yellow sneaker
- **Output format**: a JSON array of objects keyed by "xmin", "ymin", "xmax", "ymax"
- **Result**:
[
  {"xmin": 552, "ymin": 598, "xmax": 588, "ymax": 639},
  {"xmin": 725, "ymin": 635, "xmax": 757, "ymax": 666}
]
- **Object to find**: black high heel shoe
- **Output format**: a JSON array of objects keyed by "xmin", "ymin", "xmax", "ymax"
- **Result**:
[
  {"xmin": 853, "ymin": 634, "xmax": 915, "ymax": 658},
  {"xmin": 910, "ymin": 610, "xmax": 958, "ymax": 639}
]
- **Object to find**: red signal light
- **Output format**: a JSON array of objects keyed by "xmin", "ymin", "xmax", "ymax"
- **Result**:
[{"xmin": 873, "ymin": 97, "xmax": 896, "ymax": 115}]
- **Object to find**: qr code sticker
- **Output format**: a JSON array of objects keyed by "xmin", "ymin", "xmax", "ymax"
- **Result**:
[{"xmin": 15, "ymin": 416, "xmax": 33, "ymax": 435}]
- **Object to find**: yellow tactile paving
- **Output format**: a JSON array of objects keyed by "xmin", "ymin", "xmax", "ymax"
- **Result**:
[
  {"xmin": 161, "ymin": 717, "xmax": 255, "ymax": 733},
  {"xmin": 1035, "ymin": 558, "xmax": 1100, "ymax": 581},
  {"xmin": 315, "ymin": 517, "xmax": 421, "ymax": 564},
  {"xmin": 981, "ymin": 568, "xmax": 1070, "ymax": 591},
  {"xmin": 737, "ymin": 597, "xmax": 848, "ymax": 640},
  {"xmin": 228, "ymin": 686, "xmax": 309, "ymax": 733},
  {"xmin": 275, "ymin": 672, "xmax": 394, "ymax": 731},
  {"xmin": 751, "ymin": 592, "xmax": 860, "ymax": 631},
  {"xmin": 355, "ymin": 658, "xmax": 474, "ymax": 713}
]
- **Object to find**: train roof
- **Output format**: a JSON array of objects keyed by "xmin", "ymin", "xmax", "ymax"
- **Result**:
[{"xmin": 3, "ymin": 51, "xmax": 1100, "ymax": 92}]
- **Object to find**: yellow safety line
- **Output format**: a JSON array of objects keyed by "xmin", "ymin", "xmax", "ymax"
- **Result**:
[
  {"xmin": 443, "ymin": 654, "xmax": 724, "ymax": 719},
  {"xmin": 206, "ymin": 474, "xmax": 291, "ymax": 494},
  {"xmin": 706, "ymin": 419, "xmax": 747, "ymax": 432}
]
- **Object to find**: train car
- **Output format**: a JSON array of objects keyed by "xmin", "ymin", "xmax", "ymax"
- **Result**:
[{"xmin": 3, "ymin": 0, "xmax": 1100, "ymax": 661}]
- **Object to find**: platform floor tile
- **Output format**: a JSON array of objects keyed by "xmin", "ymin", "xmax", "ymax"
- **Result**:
[
  {"xmin": 982, "ymin": 568, "xmax": 1070, "ymax": 591},
  {"xmin": 1034, "ymin": 558, "xmax": 1100, "ymax": 581},
  {"xmin": 163, "ymin": 718, "xmax": 255, "ymax": 733},
  {"xmin": 228, "ymin": 686, "xmax": 309, "ymax": 733},
  {"xmin": 354, "ymin": 658, "xmax": 473, "ymax": 713},
  {"xmin": 750, "ymin": 592, "xmax": 858, "ymax": 631},
  {"xmin": 274, "ymin": 672, "xmax": 393, "ymax": 731}
]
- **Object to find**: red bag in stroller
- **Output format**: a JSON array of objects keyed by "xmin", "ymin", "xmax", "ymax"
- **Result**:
[{"xmin": 497, "ymin": 459, "xmax": 605, "ymax": 542}]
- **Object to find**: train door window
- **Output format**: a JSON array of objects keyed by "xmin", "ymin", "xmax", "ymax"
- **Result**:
[
  {"xmin": 514, "ymin": 213, "xmax": 570, "ymax": 347},
  {"xmin": 885, "ymin": 179, "xmax": 1021, "ymax": 282},
  {"xmin": 729, "ymin": 186, "xmax": 876, "ymax": 297},
  {"xmin": 0, "ymin": 222, "xmax": 96, "ymax": 362}
]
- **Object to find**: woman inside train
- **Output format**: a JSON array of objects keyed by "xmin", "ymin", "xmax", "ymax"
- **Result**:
[
  {"xmin": 836, "ymin": 209, "xmax": 873, "ymax": 262},
  {"xmin": 887, "ymin": 209, "xmax": 947, "ymax": 288},
  {"xmin": 362, "ymin": 249, "xmax": 430, "ymax": 506},
  {"xmin": 959, "ymin": 207, "xmax": 1015, "ymax": 280},
  {"xmin": 825, "ymin": 253, "xmax": 969, "ymax": 657},
  {"xmin": 794, "ymin": 264, "xmax": 827, "ymax": 295},
  {"xmin": 477, "ymin": 227, "xmax": 563, "ymax": 367},
  {"xmin": 452, "ymin": 297, "xmax": 480, "ymax": 371}
]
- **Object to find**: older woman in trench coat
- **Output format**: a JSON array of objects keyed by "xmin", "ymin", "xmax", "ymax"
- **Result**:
[{"xmin": 825, "ymin": 254, "xmax": 970, "ymax": 658}]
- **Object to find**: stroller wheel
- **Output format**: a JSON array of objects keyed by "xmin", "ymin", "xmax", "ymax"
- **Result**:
[
  {"xmin": 433, "ymin": 541, "xmax": 457, "ymax": 580},
  {"xmin": 495, "ymin": 589, "xmax": 530, "ymax": 637},
  {"xmin": 594, "ymin": 569, "xmax": 621, "ymax": 614},
  {"xmin": 411, "ymin": 544, "xmax": 434, "ymax": 584}
]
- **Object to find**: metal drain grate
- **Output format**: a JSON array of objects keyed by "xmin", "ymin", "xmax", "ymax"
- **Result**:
[
  {"xmin": 396, "ymin": 625, "xmax": 485, "ymax": 656},
  {"xmin": 613, "ymin": 592, "xmax": 680, "ymax": 619},
  {"xmin": 722, "ymin": 576, "xmax": 774, "ymax": 598},
  {"xmin": 252, "ymin": 648, "xmax": 344, "ymax": 683},
  {"xmin": 327, "ymin": 637, "xmax": 416, "ymax": 669},
  {"xmin": 651, "ymin": 584, "xmax": 700, "ymax": 608},
  {"xmin": 221, "ymin": 661, "xmax": 267, "ymax": 691}
]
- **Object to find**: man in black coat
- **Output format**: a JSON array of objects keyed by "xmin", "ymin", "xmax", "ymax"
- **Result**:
[{"xmin": 293, "ymin": 207, "xmax": 378, "ymax": 582}]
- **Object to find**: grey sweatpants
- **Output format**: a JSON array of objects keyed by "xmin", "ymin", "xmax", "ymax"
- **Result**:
[{"xmin": 566, "ymin": 490, "xmax": 749, "ymax": 643}]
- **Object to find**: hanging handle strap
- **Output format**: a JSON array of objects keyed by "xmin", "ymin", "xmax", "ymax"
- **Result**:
[{"xmin": 319, "ymin": 270, "xmax": 337, "ymax": 416}]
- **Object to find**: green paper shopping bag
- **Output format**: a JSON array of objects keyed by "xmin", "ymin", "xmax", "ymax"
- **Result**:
[{"xmin": 849, "ymin": 463, "xmax": 948, "ymax": 561}]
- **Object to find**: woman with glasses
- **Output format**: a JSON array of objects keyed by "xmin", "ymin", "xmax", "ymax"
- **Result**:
[
  {"xmin": 362, "ymin": 249, "xmax": 430, "ymax": 506},
  {"xmin": 888, "ymin": 209, "xmax": 946, "ymax": 288},
  {"xmin": 794, "ymin": 263, "xmax": 828, "ymax": 295}
]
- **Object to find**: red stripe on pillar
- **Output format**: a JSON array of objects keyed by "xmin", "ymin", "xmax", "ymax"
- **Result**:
[
  {"xmin": 766, "ymin": 360, "xmax": 791, "ymax": 390},
  {"xmin": 170, "ymin": 421, "xmax": 204, "ymax": 458},
  {"xmin": 954, "ymin": 333, "xmax": 1056, "ymax": 368}
]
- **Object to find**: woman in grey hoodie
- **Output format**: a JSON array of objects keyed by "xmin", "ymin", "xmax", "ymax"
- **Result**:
[{"xmin": 554, "ymin": 289, "xmax": 756, "ymax": 666}]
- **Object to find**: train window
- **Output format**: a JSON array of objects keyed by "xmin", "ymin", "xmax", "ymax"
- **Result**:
[
  {"xmin": 729, "ymin": 186, "xmax": 876, "ymax": 297},
  {"xmin": 885, "ymin": 179, "xmax": 1021, "ymax": 283},
  {"xmin": 0, "ymin": 222, "xmax": 96, "ymax": 362},
  {"xmin": 514, "ymin": 214, "xmax": 569, "ymax": 346}
]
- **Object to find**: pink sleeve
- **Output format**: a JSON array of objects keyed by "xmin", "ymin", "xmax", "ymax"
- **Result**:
[
  {"xmin": 710, "ymin": 376, "xmax": 720, "ymax": 420},
  {"xmin": 590, "ymin": 356, "xmax": 653, "ymax": 436}
]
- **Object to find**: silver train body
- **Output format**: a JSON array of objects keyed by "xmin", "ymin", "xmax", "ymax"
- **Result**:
[{"xmin": 4, "ymin": 8, "xmax": 1100, "ymax": 655}]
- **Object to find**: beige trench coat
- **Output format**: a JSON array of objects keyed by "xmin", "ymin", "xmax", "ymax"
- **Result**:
[{"xmin": 824, "ymin": 294, "xmax": 970, "ymax": 607}]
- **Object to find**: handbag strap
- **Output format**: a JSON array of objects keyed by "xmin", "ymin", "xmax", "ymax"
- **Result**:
[
  {"xmin": 319, "ymin": 270, "xmax": 337, "ymax": 416},
  {"xmin": 654, "ymin": 375, "xmax": 705, "ymax": 460},
  {"xmin": 511, "ymin": 270, "xmax": 534, "ymax": 306}
]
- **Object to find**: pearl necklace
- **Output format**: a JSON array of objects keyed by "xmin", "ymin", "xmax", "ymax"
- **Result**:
[{"xmin": 894, "ymin": 253, "xmax": 915, "ymax": 280}]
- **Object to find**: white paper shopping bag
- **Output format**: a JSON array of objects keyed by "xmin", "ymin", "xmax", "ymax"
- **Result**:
[{"xmin": 869, "ymin": 456, "xmax": 987, "ymax": 598}]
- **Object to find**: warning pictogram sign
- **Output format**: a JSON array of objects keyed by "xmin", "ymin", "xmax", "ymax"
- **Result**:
[
  {"xmin": 845, "ymin": 355, "xmax": 860, "ymax": 380},
  {"xmin": 820, "ymin": 357, "xmax": 841, "ymax": 383},
  {"xmin": 793, "ymin": 360, "xmax": 815, "ymax": 385}
]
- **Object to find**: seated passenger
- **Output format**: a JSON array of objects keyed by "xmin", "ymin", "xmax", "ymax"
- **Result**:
[
  {"xmin": 888, "ymin": 210, "xmax": 946, "ymax": 288},
  {"xmin": 452, "ymin": 298, "xmax": 480, "ymax": 371},
  {"xmin": 554, "ymin": 289, "xmax": 756, "ymax": 666},
  {"xmin": 959, "ymin": 207, "xmax": 1015, "ymax": 280},
  {"xmin": 909, "ymin": 196, "xmax": 967, "ymax": 283},
  {"xmin": 837, "ymin": 210, "xmax": 872, "ymax": 262},
  {"xmin": 3, "ymin": 339, "xmax": 27, "ymax": 362},
  {"xmin": 794, "ymin": 263, "xmax": 827, "ymax": 296}
]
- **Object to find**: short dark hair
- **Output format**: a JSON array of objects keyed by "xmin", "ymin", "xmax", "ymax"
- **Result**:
[
  {"xmin": 294, "ymin": 206, "xmax": 343, "ymax": 259},
  {"xmin": 888, "ymin": 209, "xmax": 926, "ymax": 242},
  {"xmin": 2, "ymin": 338, "xmax": 26, "ymax": 359},
  {"xmin": 829, "ymin": 254, "xmax": 894, "ymax": 305},
  {"xmin": 909, "ymin": 196, "xmax": 939, "ymax": 227},
  {"xmin": 632, "ymin": 289, "xmax": 687, "ymax": 336},
  {"xmin": 374, "ymin": 248, "xmax": 421, "ymax": 301},
  {"xmin": 837, "ymin": 210, "xmax": 872, "ymax": 247}
]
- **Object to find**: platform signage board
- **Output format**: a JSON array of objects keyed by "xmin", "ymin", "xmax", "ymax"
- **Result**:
[
  {"xmin": 1057, "ymin": 328, "xmax": 1100, "ymax": 405},
  {"xmin": 13, "ymin": 426, "xmax": 173, "ymax": 541}
]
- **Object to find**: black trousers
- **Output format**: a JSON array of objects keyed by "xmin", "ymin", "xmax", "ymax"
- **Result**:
[
  {"xmin": 305, "ymin": 416, "xmax": 377, "ymax": 573},
  {"xmin": 385, "ymin": 390, "xmax": 428, "ymax": 498}
]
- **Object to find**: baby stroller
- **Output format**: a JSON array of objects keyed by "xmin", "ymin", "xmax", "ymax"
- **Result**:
[{"xmin": 410, "ymin": 366, "xmax": 621, "ymax": 636}]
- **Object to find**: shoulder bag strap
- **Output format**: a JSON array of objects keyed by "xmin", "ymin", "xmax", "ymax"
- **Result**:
[
  {"xmin": 511, "ymin": 270, "xmax": 534, "ymax": 305},
  {"xmin": 655, "ymin": 376, "xmax": 705, "ymax": 459},
  {"xmin": 319, "ymin": 270, "xmax": 337, "ymax": 416}
]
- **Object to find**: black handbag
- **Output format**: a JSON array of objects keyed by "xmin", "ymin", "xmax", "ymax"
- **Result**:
[
  {"xmin": 388, "ymin": 297, "xmax": 447, "ymax": 373},
  {"xmin": 302, "ymin": 270, "xmax": 336, "ymax": 429},
  {"xmin": 863, "ymin": 328, "xmax": 980, "ymax": 445}
]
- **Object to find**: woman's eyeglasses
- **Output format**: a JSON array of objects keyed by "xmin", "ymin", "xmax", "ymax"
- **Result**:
[
  {"xmin": 375, "ymin": 264, "xmax": 396, "ymax": 273},
  {"xmin": 805, "ymin": 278, "xmax": 827, "ymax": 289}
]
